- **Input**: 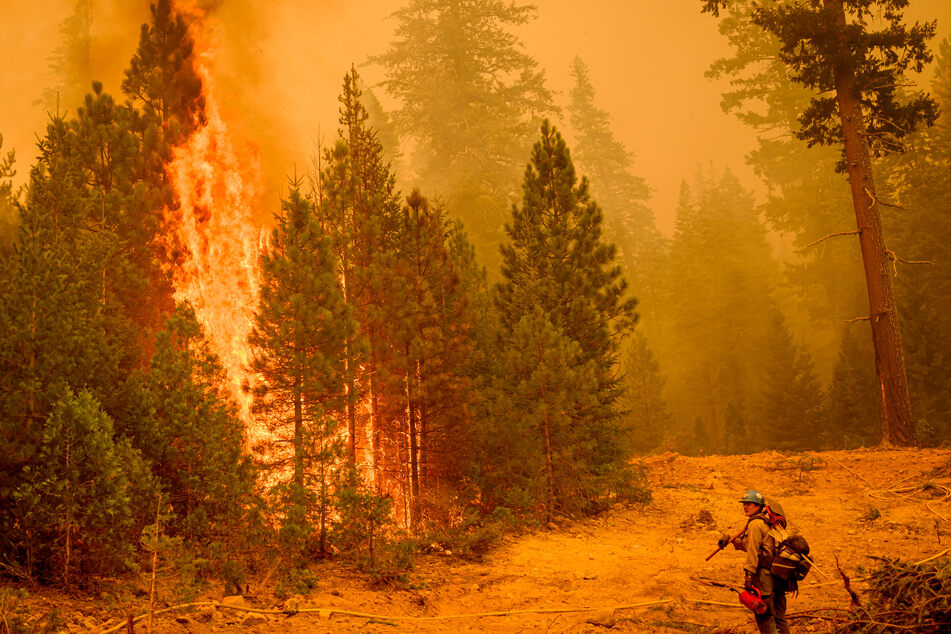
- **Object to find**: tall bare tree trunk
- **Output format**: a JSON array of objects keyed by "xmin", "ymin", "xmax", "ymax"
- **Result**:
[
  {"xmin": 341, "ymin": 261, "xmax": 358, "ymax": 481},
  {"xmin": 825, "ymin": 0, "xmax": 915, "ymax": 446},
  {"xmin": 368, "ymin": 340, "xmax": 383, "ymax": 495},
  {"xmin": 541, "ymin": 413, "xmax": 554, "ymax": 525},
  {"xmin": 406, "ymin": 348, "xmax": 420, "ymax": 531},
  {"xmin": 293, "ymin": 373, "xmax": 304, "ymax": 489}
]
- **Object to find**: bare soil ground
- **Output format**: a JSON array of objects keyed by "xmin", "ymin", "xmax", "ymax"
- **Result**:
[{"xmin": 14, "ymin": 447, "xmax": 951, "ymax": 633}]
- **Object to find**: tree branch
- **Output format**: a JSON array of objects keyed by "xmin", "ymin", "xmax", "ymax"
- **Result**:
[
  {"xmin": 884, "ymin": 250, "xmax": 935, "ymax": 276},
  {"xmin": 864, "ymin": 186, "xmax": 907, "ymax": 211},
  {"xmin": 801, "ymin": 231, "xmax": 860, "ymax": 250}
]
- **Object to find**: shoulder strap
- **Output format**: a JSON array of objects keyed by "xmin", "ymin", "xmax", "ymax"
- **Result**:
[{"xmin": 742, "ymin": 515, "xmax": 766, "ymax": 537}]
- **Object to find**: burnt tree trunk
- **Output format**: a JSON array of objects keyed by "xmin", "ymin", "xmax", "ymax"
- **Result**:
[{"xmin": 824, "ymin": 0, "xmax": 914, "ymax": 446}]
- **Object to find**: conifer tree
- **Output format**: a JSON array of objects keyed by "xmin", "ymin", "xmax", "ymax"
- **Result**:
[
  {"xmin": 703, "ymin": 0, "xmax": 939, "ymax": 445},
  {"xmin": 826, "ymin": 326, "xmax": 880, "ymax": 447},
  {"xmin": 494, "ymin": 121, "xmax": 637, "ymax": 513},
  {"xmin": 41, "ymin": 0, "xmax": 94, "ymax": 113},
  {"xmin": 622, "ymin": 332, "xmax": 672, "ymax": 454},
  {"xmin": 567, "ymin": 57, "xmax": 664, "ymax": 301},
  {"xmin": 480, "ymin": 309, "xmax": 599, "ymax": 520},
  {"xmin": 658, "ymin": 170, "xmax": 781, "ymax": 450},
  {"xmin": 759, "ymin": 311, "xmax": 825, "ymax": 451},
  {"xmin": 70, "ymin": 84, "xmax": 173, "ymax": 341},
  {"xmin": 390, "ymin": 190, "xmax": 475, "ymax": 529},
  {"xmin": 248, "ymin": 184, "xmax": 353, "ymax": 554},
  {"xmin": 316, "ymin": 68, "xmax": 401, "ymax": 489},
  {"xmin": 12, "ymin": 388, "xmax": 150, "ymax": 584},
  {"xmin": 876, "ymin": 38, "xmax": 951, "ymax": 443},
  {"xmin": 373, "ymin": 0, "xmax": 555, "ymax": 266},
  {"xmin": 122, "ymin": 0, "xmax": 204, "ymax": 146},
  {"xmin": 706, "ymin": 1, "xmax": 867, "ymax": 372},
  {"xmin": 0, "ymin": 116, "xmax": 128, "ymax": 503},
  {"xmin": 140, "ymin": 304, "xmax": 257, "ymax": 563}
]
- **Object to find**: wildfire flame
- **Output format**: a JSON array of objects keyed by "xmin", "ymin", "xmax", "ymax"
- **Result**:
[{"xmin": 165, "ymin": 1, "xmax": 263, "ymax": 427}]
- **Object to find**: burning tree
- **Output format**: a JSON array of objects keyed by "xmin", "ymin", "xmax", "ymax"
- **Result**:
[
  {"xmin": 316, "ymin": 71, "xmax": 478, "ymax": 531},
  {"xmin": 248, "ymin": 185, "xmax": 354, "ymax": 555}
]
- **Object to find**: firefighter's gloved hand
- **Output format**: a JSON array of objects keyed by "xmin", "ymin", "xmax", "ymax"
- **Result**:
[
  {"xmin": 744, "ymin": 571, "xmax": 755, "ymax": 592},
  {"xmin": 717, "ymin": 532, "xmax": 732, "ymax": 549}
]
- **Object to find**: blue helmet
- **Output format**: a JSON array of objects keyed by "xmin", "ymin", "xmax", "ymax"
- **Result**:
[{"xmin": 739, "ymin": 490, "xmax": 765, "ymax": 505}]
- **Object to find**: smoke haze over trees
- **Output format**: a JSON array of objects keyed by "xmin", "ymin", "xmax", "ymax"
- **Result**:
[{"xmin": 0, "ymin": 0, "xmax": 948, "ymax": 595}]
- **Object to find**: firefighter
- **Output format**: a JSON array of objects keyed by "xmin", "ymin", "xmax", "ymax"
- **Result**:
[{"xmin": 717, "ymin": 489, "xmax": 791, "ymax": 634}]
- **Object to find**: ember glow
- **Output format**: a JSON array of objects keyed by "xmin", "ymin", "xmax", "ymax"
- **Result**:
[{"xmin": 166, "ymin": 1, "xmax": 264, "ymax": 426}]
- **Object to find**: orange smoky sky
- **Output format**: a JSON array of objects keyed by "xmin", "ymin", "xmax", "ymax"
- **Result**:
[{"xmin": 2, "ymin": 1, "xmax": 950, "ymax": 235}]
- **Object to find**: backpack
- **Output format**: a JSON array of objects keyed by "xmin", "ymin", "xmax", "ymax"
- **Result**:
[
  {"xmin": 762, "ymin": 500, "xmax": 812, "ymax": 591},
  {"xmin": 771, "ymin": 534, "xmax": 812, "ymax": 583}
]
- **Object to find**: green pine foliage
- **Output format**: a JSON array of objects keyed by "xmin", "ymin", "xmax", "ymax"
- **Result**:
[
  {"xmin": 122, "ymin": 0, "xmax": 205, "ymax": 146},
  {"xmin": 332, "ymin": 481, "xmax": 398, "ymax": 571},
  {"xmin": 480, "ymin": 309, "xmax": 600, "ymax": 520},
  {"xmin": 702, "ymin": 0, "xmax": 937, "ymax": 167},
  {"xmin": 315, "ymin": 68, "xmax": 399, "ymax": 480},
  {"xmin": 0, "ymin": 118, "xmax": 128, "ymax": 504},
  {"xmin": 248, "ymin": 183, "xmax": 354, "ymax": 555},
  {"xmin": 12, "ymin": 388, "xmax": 151, "ymax": 585},
  {"xmin": 139, "ymin": 303, "xmax": 259, "ymax": 575},
  {"xmin": 492, "ymin": 121, "xmax": 638, "ymax": 517},
  {"xmin": 390, "ymin": 190, "xmax": 477, "ymax": 529}
]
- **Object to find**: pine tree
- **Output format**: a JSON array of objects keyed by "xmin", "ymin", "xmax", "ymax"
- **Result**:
[
  {"xmin": 658, "ymin": 169, "xmax": 782, "ymax": 449},
  {"xmin": 12, "ymin": 388, "xmax": 150, "ymax": 584},
  {"xmin": 760, "ymin": 311, "xmax": 825, "ymax": 451},
  {"xmin": 622, "ymin": 332, "xmax": 672, "ymax": 454},
  {"xmin": 494, "ymin": 121, "xmax": 637, "ymax": 513},
  {"xmin": 315, "ymin": 68, "xmax": 401, "ymax": 487},
  {"xmin": 41, "ymin": 0, "xmax": 94, "ymax": 113},
  {"xmin": 372, "ymin": 0, "xmax": 555, "ymax": 266},
  {"xmin": 481, "ymin": 309, "xmax": 599, "ymax": 521},
  {"xmin": 703, "ymin": 0, "xmax": 939, "ymax": 445},
  {"xmin": 567, "ymin": 57, "xmax": 664, "ymax": 301},
  {"xmin": 391, "ymin": 189, "xmax": 475, "ymax": 529},
  {"xmin": 248, "ymin": 184, "xmax": 353, "ymax": 554},
  {"xmin": 0, "ymin": 115, "xmax": 128, "ymax": 504},
  {"xmin": 71, "ymin": 83, "xmax": 173, "ymax": 342},
  {"xmin": 826, "ymin": 326, "xmax": 880, "ymax": 447},
  {"xmin": 139, "ymin": 303, "xmax": 257, "ymax": 567},
  {"xmin": 706, "ymin": 1, "xmax": 867, "ymax": 374},
  {"xmin": 122, "ymin": 0, "xmax": 204, "ymax": 146}
]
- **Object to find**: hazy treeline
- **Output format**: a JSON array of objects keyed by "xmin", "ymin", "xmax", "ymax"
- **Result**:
[{"xmin": 0, "ymin": 0, "xmax": 948, "ymax": 594}]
